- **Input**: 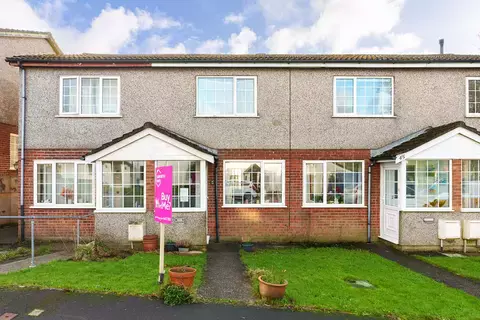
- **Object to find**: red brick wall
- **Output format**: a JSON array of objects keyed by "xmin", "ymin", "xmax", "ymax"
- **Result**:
[
  {"xmin": 22, "ymin": 149, "xmax": 94, "ymax": 240},
  {"xmin": 0, "ymin": 122, "xmax": 17, "ymax": 176},
  {"xmin": 452, "ymin": 159, "xmax": 462, "ymax": 212},
  {"xmin": 207, "ymin": 149, "xmax": 380, "ymax": 242}
]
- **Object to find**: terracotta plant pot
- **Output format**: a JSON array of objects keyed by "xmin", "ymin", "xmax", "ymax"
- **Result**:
[
  {"xmin": 169, "ymin": 266, "xmax": 197, "ymax": 288},
  {"xmin": 258, "ymin": 276, "xmax": 288, "ymax": 299},
  {"xmin": 143, "ymin": 234, "xmax": 158, "ymax": 252}
]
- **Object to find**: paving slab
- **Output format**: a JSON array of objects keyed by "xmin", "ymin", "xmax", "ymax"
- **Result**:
[
  {"xmin": 0, "ymin": 252, "xmax": 71, "ymax": 274},
  {"xmin": 198, "ymin": 242, "xmax": 253, "ymax": 302},
  {"xmin": 358, "ymin": 242, "xmax": 480, "ymax": 298}
]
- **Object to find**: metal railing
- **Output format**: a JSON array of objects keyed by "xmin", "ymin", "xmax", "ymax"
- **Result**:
[{"xmin": 0, "ymin": 213, "xmax": 94, "ymax": 267}]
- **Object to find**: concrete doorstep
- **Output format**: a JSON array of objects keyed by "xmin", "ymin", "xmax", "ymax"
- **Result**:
[{"xmin": 0, "ymin": 252, "xmax": 71, "ymax": 274}]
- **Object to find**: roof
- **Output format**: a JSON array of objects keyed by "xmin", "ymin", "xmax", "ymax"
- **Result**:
[
  {"xmin": 372, "ymin": 121, "xmax": 480, "ymax": 160},
  {"xmin": 0, "ymin": 28, "xmax": 62, "ymax": 55},
  {"xmin": 82, "ymin": 122, "xmax": 218, "ymax": 159},
  {"xmin": 7, "ymin": 53, "xmax": 480, "ymax": 65}
]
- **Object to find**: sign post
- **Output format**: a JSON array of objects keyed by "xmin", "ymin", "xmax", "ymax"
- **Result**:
[{"xmin": 154, "ymin": 165, "xmax": 173, "ymax": 284}]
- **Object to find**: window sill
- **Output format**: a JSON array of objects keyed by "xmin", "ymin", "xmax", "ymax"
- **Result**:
[
  {"xmin": 465, "ymin": 114, "xmax": 480, "ymax": 118},
  {"xmin": 332, "ymin": 115, "xmax": 397, "ymax": 119},
  {"xmin": 194, "ymin": 115, "xmax": 259, "ymax": 118},
  {"xmin": 30, "ymin": 205, "xmax": 95, "ymax": 209},
  {"xmin": 461, "ymin": 209, "xmax": 480, "ymax": 213},
  {"xmin": 401, "ymin": 208, "xmax": 454, "ymax": 212},
  {"xmin": 94, "ymin": 209, "xmax": 146, "ymax": 214},
  {"xmin": 222, "ymin": 205, "xmax": 287, "ymax": 208},
  {"xmin": 173, "ymin": 208, "xmax": 206, "ymax": 213},
  {"xmin": 55, "ymin": 114, "xmax": 123, "ymax": 118},
  {"xmin": 302, "ymin": 204, "xmax": 367, "ymax": 208}
]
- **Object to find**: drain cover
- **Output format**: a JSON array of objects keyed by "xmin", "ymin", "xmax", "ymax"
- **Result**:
[
  {"xmin": 346, "ymin": 279, "xmax": 375, "ymax": 288},
  {"xmin": 28, "ymin": 309, "xmax": 44, "ymax": 317},
  {"xmin": 0, "ymin": 313, "xmax": 18, "ymax": 320}
]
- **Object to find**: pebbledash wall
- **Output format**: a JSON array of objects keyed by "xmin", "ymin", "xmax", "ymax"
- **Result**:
[{"xmin": 23, "ymin": 148, "xmax": 380, "ymax": 244}]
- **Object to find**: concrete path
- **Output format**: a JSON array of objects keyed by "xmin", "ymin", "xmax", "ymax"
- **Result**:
[
  {"xmin": 198, "ymin": 242, "xmax": 253, "ymax": 302},
  {"xmin": 0, "ymin": 288, "xmax": 375, "ymax": 320},
  {"xmin": 358, "ymin": 243, "xmax": 480, "ymax": 298},
  {"xmin": 0, "ymin": 252, "xmax": 71, "ymax": 274}
]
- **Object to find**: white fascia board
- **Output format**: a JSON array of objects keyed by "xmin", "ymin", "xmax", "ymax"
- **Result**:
[
  {"xmin": 85, "ymin": 128, "xmax": 215, "ymax": 163},
  {"xmin": 395, "ymin": 127, "xmax": 480, "ymax": 163},
  {"xmin": 151, "ymin": 62, "xmax": 480, "ymax": 69}
]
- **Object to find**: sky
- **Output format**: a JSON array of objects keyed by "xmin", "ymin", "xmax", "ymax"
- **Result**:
[{"xmin": 1, "ymin": 0, "xmax": 480, "ymax": 55}]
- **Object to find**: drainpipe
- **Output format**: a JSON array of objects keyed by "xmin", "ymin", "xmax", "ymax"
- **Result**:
[
  {"xmin": 367, "ymin": 160, "xmax": 376, "ymax": 243},
  {"xmin": 19, "ymin": 64, "xmax": 26, "ymax": 241},
  {"xmin": 214, "ymin": 158, "xmax": 219, "ymax": 243}
]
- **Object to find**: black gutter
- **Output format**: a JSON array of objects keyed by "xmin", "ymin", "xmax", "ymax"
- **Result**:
[
  {"xmin": 214, "ymin": 158, "xmax": 219, "ymax": 243},
  {"xmin": 19, "ymin": 63, "xmax": 26, "ymax": 241},
  {"xmin": 367, "ymin": 160, "xmax": 377, "ymax": 243}
]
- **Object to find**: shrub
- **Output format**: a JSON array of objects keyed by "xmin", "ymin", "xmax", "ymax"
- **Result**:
[
  {"xmin": 74, "ymin": 241, "xmax": 114, "ymax": 261},
  {"xmin": 175, "ymin": 240, "xmax": 191, "ymax": 249},
  {"xmin": 160, "ymin": 284, "xmax": 193, "ymax": 306}
]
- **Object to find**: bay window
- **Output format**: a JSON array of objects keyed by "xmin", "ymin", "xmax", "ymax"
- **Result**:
[
  {"xmin": 334, "ymin": 77, "xmax": 393, "ymax": 116},
  {"xmin": 196, "ymin": 76, "xmax": 257, "ymax": 116},
  {"xmin": 156, "ymin": 160, "xmax": 204, "ymax": 210},
  {"xmin": 462, "ymin": 160, "xmax": 480, "ymax": 209},
  {"xmin": 406, "ymin": 160, "xmax": 450, "ymax": 209},
  {"xmin": 60, "ymin": 76, "xmax": 120, "ymax": 115},
  {"xmin": 34, "ymin": 161, "xmax": 94, "ymax": 206},
  {"xmin": 303, "ymin": 161, "xmax": 364, "ymax": 206},
  {"xmin": 224, "ymin": 160, "xmax": 284, "ymax": 206},
  {"xmin": 101, "ymin": 161, "xmax": 145, "ymax": 209}
]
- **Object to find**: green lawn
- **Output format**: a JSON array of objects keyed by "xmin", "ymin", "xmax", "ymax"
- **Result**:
[
  {"xmin": 416, "ymin": 255, "xmax": 480, "ymax": 281},
  {"xmin": 241, "ymin": 247, "xmax": 480, "ymax": 320},
  {"xmin": 0, "ymin": 252, "xmax": 206, "ymax": 296}
]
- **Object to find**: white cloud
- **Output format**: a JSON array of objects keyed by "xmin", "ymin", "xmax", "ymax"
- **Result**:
[
  {"xmin": 228, "ymin": 27, "xmax": 257, "ymax": 54},
  {"xmin": 358, "ymin": 33, "xmax": 422, "ymax": 53},
  {"xmin": 0, "ymin": 0, "xmax": 182, "ymax": 54},
  {"xmin": 257, "ymin": 0, "xmax": 304, "ymax": 22},
  {"xmin": 195, "ymin": 39, "xmax": 225, "ymax": 53},
  {"xmin": 224, "ymin": 13, "xmax": 244, "ymax": 25},
  {"xmin": 145, "ymin": 35, "xmax": 186, "ymax": 54}
]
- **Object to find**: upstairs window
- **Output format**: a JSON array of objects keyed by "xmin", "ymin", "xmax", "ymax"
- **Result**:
[
  {"xmin": 196, "ymin": 76, "xmax": 257, "ymax": 116},
  {"xmin": 60, "ymin": 76, "xmax": 120, "ymax": 116},
  {"xmin": 334, "ymin": 77, "xmax": 393, "ymax": 117},
  {"xmin": 467, "ymin": 78, "xmax": 480, "ymax": 116}
]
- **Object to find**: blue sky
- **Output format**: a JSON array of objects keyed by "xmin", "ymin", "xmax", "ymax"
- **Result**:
[{"xmin": 1, "ymin": 0, "xmax": 480, "ymax": 54}]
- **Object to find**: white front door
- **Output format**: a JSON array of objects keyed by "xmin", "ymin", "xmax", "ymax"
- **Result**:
[{"xmin": 380, "ymin": 165, "xmax": 400, "ymax": 244}]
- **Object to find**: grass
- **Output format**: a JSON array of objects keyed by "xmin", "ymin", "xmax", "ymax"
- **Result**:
[
  {"xmin": 0, "ymin": 252, "xmax": 206, "ymax": 297},
  {"xmin": 416, "ymin": 255, "xmax": 480, "ymax": 281},
  {"xmin": 0, "ymin": 245, "xmax": 51, "ymax": 263},
  {"xmin": 241, "ymin": 247, "xmax": 480, "ymax": 320}
]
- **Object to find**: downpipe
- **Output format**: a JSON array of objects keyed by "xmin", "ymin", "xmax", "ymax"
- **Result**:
[
  {"xmin": 20, "ymin": 65, "xmax": 26, "ymax": 242},
  {"xmin": 367, "ymin": 160, "xmax": 376, "ymax": 243},
  {"xmin": 214, "ymin": 158, "xmax": 219, "ymax": 243}
]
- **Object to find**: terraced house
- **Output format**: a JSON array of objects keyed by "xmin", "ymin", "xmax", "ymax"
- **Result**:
[{"xmin": 6, "ymin": 53, "xmax": 480, "ymax": 251}]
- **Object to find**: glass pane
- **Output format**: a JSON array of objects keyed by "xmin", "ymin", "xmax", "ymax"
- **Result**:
[
  {"xmin": 406, "ymin": 160, "xmax": 450, "ymax": 208},
  {"xmin": 384, "ymin": 169, "xmax": 398, "ymax": 207},
  {"xmin": 37, "ymin": 164, "xmax": 53, "ymax": 204},
  {"xmin": 102, "ymin": 161, "xmax": 145, "ymax": 208},
  {"xmin": 62, "ymin": 78, "xmax": 77, "ymax": 113},
  {"xmin": 305, "ymin": 163, "xmax": 324, "ymax": 203},
  {"xmin": 77, "ymin": 164, "xmax": 93, "ymax": 204},
  {"xmin": 102, "ymin": 78, "xmax": 118, "ymax": 114},
  {"xmin": 356, "ymin": 78, "xmax": 392, "ymax": 115},
  {"xmin": 56, "ymin": 163, "xmax": 75, "ymax": 205},
  {"xmin": 264, "ymin": 163, "xmax": 283, "ymax": 204},
  {"xmin": 224, "ymin": 162, "xmax": 261, "ymax": 205},
  {"xmin": 326, "ymin": 162, "xmax": 363, "ymax": 204},
  {"xmin": 462, "ymin": 160, "xmax": 480, "ymax": 209},
  {"xmin": 197, "ymin": 77, "xmax": 234, "ymax": 115},
  {"xmin": 335, "ymin": 78, "xmax": 354, "ymax": 114},
  {"xmin": 236, "ymin": 79, "xmax": 255, "ymax": 114},
  {"xmin": 80, "ymin": 78, "xmax": 100, "ymax": 114},
  {"xmin": 160, "ymin": 160, "xmax": 202, "ymax": 209}
]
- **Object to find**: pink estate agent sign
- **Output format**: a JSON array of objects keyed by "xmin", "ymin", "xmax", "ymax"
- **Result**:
[{"xmin": 154, "ymin": 165, "xmax": 173, "ymax": 224}]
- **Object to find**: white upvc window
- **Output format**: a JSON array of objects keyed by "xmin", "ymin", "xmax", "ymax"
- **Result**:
[
  {"xmin": 33, "ymin": 160, "xmax": 94, "ymax": 207},
  {"xmin": 156, "ymin": 160, "xmax": 207, "ymax": 212},
  {"xmin": 334, "ymin": 77, "xmax": 394, "ymax": 117},
  {"xmin": 59, "ymin": 76, "xmax": 120, "ymax": 116},
  {"xmin": 303, "ymin": 160, "xmax": 364, "ymax": 207},
  {"xmin": 405, "ymin": 160, "xmax": 451, "ymax": 209},
  {"xmin": 466, "ymin": 77, "xmax": 480, "ymax": 117},
  {"xmin": 196, "ymin": 76, "xmax": 257, "ymax": 117},
  {"xmin": 462, "ymin": 160, "xmax": 480, "ymax": 210},
  {"xmin": 224, "ymin": 160, "xmax": 285, "ymax": 207},
  {"xmin": 99, "ymin": 161, "xmax": 146, "ymax": 211},
  {"xmin": 9, "ymin": 133, "xmax": 18, "ymax": 170}
]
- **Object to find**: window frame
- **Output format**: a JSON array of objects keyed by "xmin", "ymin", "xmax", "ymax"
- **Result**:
[
  {"xmin": 333, "ymin": 76, "xmax": 395, "ymax": 118},
  {"xmin": 402, "ymin": 159, "xmax": 453, "ymax": 212},
  {"xmin": 9, "ymin": 133, "xmax": 18, "ymax": 170},
  {"xmin": 461, "ymin": 159, "xmax": 480, "ymax": 212},
  {"xmin": 59, "ymin": 76, "xmax": 121, "ymax": 117},
  {"xmin": 155, "ymin": 160, "xmax": 208, "ymax": 213},
  {"xmin": 302, "ymin": 160, "xmax": 365, "ymax": 208},
  {"xmin": 33, "ymin": 160, "xmax": 95, "ymax": 208},
  {"xmin": 223, "ymin": 160, "xmax": 285, "ymax": 208},
  {"xmin": 195, "ymin": 76, "xmax": 258, "ymax": 117},
  {"xmin": 95, "ymin": 160, "xmax": 147, "ymax": 213},
  {"xmin": 465, "ymin": 77, "xmax": 480, "ymax": 118}
]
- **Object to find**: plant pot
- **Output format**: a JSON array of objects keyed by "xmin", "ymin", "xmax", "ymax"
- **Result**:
[
  {"xmin": 143, "ymin": 234, "xmax": 158, "ymax": 252},
  {"xmin": 241, "ymin": 243, "xmax": 255, "ymax": 252},
  {"xmin": 169, "ymin": 266, "xmax": 197, "ymax": 288},
  {"xmin": 258, "ymin": 276, "xmax": 288, "ymax": 299},
  {"xmin": 178, "ymin": 247, "xmax": 189, "ymax": 253},
  {"xmin": 165, "ymin": 243, "xmax": 177, "ymax": 252}
]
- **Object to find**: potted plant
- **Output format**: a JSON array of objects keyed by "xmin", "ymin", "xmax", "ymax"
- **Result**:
[
  {"xmin": 165, "ymin": 239, "xmax": 177, "ymax": 252},
  {"xmin": 241, "ymin": 236, "xmax": 255, "ymax": 252},
  {"xmin": 176, "ymin": 240, "xmax": 191, "ymax": 253},
  {"xmin": 169, "ymin": 266, "xmax": 197, "ymax": 288},
  {"xmin": 143, "ymin": 234, "xmax": 158, "ymax": 252},
  {"xmin": 258, "ymin": 270, "xmax": 288, "ymax": 300}
]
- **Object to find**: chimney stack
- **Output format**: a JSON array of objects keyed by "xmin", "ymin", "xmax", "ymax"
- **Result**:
[{"xmin": 439, "ymin": 39, "xmax": 444, "ymax": 54}]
